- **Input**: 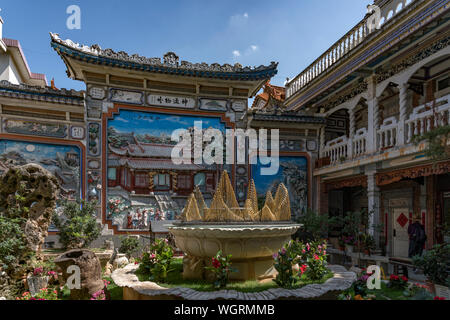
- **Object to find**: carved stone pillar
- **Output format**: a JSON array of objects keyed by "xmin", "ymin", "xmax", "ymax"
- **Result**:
[
  {"xmin": 367, "ymin": 166, "xmax": 381, "ymax": 246},
  {"xmin": 398, "ymin": 83, "xmax": 409, "ymax": 146},
  {"xmin": 319, "ymin": 126, "xmax": 326, "ymax": 158},
  {"xmin": 348, "ymin": 108, "xmax": 355, "ymax": 158}
]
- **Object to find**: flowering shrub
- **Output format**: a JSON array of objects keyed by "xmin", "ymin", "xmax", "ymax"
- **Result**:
[
  {"xmin": 434, "ymin": 296, "xmax": 446, "ymax": 300},
  {"xmin": 33, "ymin": 267, "xmax": 44, "ymax": 277},
  {"xmin": 137, "ymin": 238, "xmax": 174, "ymax": 283},
  {"xmin": 297, "ymin": 241, "xmax": 328, "ymax": 281},
  {"xmin": 90, "ymin": 279, "xmax": 111, "ymax": 300},
  {"xmin": 273, "ymin": 241, "xmax": 299, "ymax": 289},
  {"xmin": 388, "ymin": 274, "xmax": 409, "ymax": 290},
  {"xmin": 17, "ymin": 288, "xmax": 58, "ymax": 300},
  {"xmin": 205, "ymin": 251, "xmax": 236, "ymax": 289}
]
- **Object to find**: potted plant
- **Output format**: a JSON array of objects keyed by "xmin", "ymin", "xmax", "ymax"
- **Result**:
[
  {"xmin": 27, "ymin": 267, "xmax": 49, "ymax": 296},
  {"xmin": 362, "ymin": 234, "xmax": 376, "ymax": 256},
  {"xmin": 343, "ymin": 236, "xmax": 355, "ymax": 254},
  {"xmin": 412, "ymin": 244, "xmax": 449, "ymax": 297}
]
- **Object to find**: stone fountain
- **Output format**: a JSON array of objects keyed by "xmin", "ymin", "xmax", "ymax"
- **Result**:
[{"xmin": 168, "ymin": 171, "xmax": 301, "ymax": 281}]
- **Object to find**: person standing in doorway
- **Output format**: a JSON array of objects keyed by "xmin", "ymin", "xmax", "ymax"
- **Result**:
[{"xmin": 408, "ymin": 215, "xmax": 427, "ymax": 258}]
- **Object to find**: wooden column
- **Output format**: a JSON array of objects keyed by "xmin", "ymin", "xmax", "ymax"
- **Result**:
[{"xmin": 425, "ymin": 175, "xmax": 435, "ymax": 249}]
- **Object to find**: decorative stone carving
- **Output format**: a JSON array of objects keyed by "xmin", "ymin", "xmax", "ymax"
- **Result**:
[
  {"xmin": 55, "ymin": 249, "xmax": 105, "ymax": 300},
  {"xmin": 199, "ymin": 99, "xmax": 227, "ymax": 111},
  {"xmin": 0, "ymin": 164, "xmax": 59, "ymax": 254},
  {"xmin": 88, "ymin": 123, "xmax": 101, "ymax": 156},
  {"xmin": 231, "ymin": 100, "xmax": 246, "ymax": 112},
  {"xmin": 110, "ymin": 89, "xmax": 143, "ymax": 104},
  {"xmin": 89, "ymin": 86, "xmax": 106, "ymax": 100},
  {"xmin": 3, "ymin": 119, "xmax": 67, "ymax": 138},
  {"xmin": 70, "ymin": 126, "xmax": 85, "ymax": 139}
]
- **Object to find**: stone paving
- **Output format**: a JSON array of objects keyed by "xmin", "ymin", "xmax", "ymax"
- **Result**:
[{"xmin": 111, "ymin": 264, "xmax": 357, "ymax": 300}]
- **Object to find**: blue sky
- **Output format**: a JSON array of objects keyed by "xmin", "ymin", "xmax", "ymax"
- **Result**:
[{"xmin": 1, "ymin": 0, "xmax": 368, "ymax": 91}]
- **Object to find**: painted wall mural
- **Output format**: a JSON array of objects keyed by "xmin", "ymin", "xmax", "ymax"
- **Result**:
[
  {"xmin": 251, "ymin": 156, "xmax": 308, "ymax": 218},
  {"xmin": 0, "ymin": 139, "xmax": 82, "ymax": 200},
  {"xmin": 106, "ymin": 109, "xmax": 227, "ymax": 231}
]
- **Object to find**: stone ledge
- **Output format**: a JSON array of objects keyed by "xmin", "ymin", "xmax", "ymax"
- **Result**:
[{"xmin": 111, "ymin": 264, "xmax": 356, "ymax": 300}]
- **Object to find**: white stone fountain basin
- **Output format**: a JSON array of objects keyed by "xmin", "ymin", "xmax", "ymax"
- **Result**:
[{"xmin": 168, "ymin": 222, "xmax": 301, "ymax": 281}]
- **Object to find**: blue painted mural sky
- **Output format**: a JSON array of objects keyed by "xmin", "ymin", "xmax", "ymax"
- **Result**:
[
  {"xmin": 252, "ymin": 156, "xmax": 307, "ymax": 196},
  {"xmin": 0, "ymin": 139, "xmax": 80, "ymax": 163},
  {"xmin": 0, "ymin": 1, "xmax": 367, "ymax": 91},
  {"xmin": 109, "ymin": 110, "xmax": 226, "ymax": 137}
]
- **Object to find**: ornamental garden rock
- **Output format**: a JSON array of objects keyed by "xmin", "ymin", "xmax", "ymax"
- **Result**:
[{"xmin": 55, "ymin": 249, "xmax": 104, "ymax": 300}]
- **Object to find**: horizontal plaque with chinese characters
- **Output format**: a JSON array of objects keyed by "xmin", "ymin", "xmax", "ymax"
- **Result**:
[{"xmin": 148, "ymin": 94, "xmax": 195, "ymax": 109}]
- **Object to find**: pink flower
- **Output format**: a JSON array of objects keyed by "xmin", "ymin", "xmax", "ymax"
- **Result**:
[{"xmin": 314, "ymin": 254, "xmax": 320, "ymax": 260}]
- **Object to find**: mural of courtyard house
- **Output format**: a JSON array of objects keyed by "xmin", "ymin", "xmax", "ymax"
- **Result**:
[{"xmin": 106, "ymin": 109, "xmax": 226, "ymax": 230}]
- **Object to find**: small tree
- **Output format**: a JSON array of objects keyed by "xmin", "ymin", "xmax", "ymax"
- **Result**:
[
  {"xmin": 294, "ymin": 209, "xmax": 337, "ymax": 242},
  {"xmin": 119, "ymin": 234, "xmax": 140, "ymax": 259},
  {"xmin": 53, "ymin": 200, "xmax": 101, "ymax": 249}
]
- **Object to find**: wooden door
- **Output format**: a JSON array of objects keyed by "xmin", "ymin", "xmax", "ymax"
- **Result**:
[{"xmin": 392, "ymin": 208, "xmax": 410, "ymax": 258}]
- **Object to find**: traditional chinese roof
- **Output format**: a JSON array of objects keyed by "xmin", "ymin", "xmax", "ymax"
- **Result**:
[
  {"xmin": 50, "ymin": 33, "xmax": 278, "ymax": 82},
  {"xmin": 109, "ymin": 157, "xmax": 208, "ymax": 171},
  {"xmin": 109, "ymin": 143, "xmax": 173, "ymax": 158},
  {"xmin": 251, "ymin": 81, "xmax": 285, "ymax": 110},
  {"xmin": 0, "ymin": 80, "xmax": 84, "ymax": 105},
  {"xmin": 2, "ymin": 38, "xmax": 47, "ymax": 86}
]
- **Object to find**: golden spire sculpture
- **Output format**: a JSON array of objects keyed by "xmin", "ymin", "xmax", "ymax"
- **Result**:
[{"xmin": 181, "ymin": 170, "xmax": 291, "ymax": 222}]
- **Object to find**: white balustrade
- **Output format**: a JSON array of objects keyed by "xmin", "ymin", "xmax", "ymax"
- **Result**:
[
  {"xmin": 352, "ymin": 128, "xmax": 368, "ymax": 158},
  {"xmin": 405, "ymin": 94, "xmax": 450, "ymax": 143},
  {"xmin": 377, "ymin": 116, "xmax": 398, "ymax": 149},
  {"xmin": 323, "ymin": 136, "xmax": 349, "ymax": 163}
]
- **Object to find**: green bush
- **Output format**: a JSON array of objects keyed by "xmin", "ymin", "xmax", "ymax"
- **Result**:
[
  {"xmin": 0, "ymin": 216, "xmax": 32, "ymax": 275},
  {"xmin": 205, "ymin": 251, "xmax": 236, "ymax": 289},
  {"xmin": 297, "ymin": 241, "xmax": 328, "ymax": 281},
  {"xmin": 137, "ymin": 238, "xmax": 174, "ymax": 283},
  {"xmin": 295, "ymin": 210, "xmax": 337, "ymax": 242},
  {"xmin": 119, "ymin": 235, "xmax": 140, "ymax": 258},
  {"xmin": 52, "ymin": 200, "xmax": 101, "ymax": 249},
  {"xmin": 412, "ymin": 244, "xmax": 450, "ymax": 286},
  {"xmin": 272, "ymin": 241, "xmax": 300, "ymax": 289}
]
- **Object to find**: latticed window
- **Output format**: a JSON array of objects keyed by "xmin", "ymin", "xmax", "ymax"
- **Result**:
[{"xmin": 154, "ymin": 173, "xmax": 170, "ymax": 186}]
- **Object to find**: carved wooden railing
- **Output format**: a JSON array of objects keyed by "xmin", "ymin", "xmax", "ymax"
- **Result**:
[
  {"xmin": 405, "ymin": 94, "xmax": 450, "ymax": 143},
  {"xmin": 285, "ymin": 0, "xmax": 416, "ymax": 100}
]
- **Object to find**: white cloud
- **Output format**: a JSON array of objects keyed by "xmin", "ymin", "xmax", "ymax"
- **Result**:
[
  {"xmin": 229, "ymin": 12, "xmax": 249, "ymax": 27},
  {"xmin": 250, "ymin": 45, "xmax": 258, "ymax": 52},
  {"xmin": 232, "ymin": 50, "xmax": 241, "ymax": 57}
]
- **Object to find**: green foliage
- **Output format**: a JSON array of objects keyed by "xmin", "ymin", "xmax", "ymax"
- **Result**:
[
  {"xmin": 294, "ymin": 209, "xmax": 337, "ymax": 242},
  {"xmin": 52, "ymin": 200, "xmax": 101, "ymax": 249},
  {"xmin": 137, "ymin": 238, "xmax": 174, "ymax": 283},
  {"xmin": 119, "ymin": 235, "xmax": 140, "ymax": 258},
  {"xmin": 412, "ymin": 244, "xmax": 450, "ymax": 285},
  {"xmin": 272, "ymin": 241, "xmax": 299, "ymax": 289},
  {"xmin": 17, "ymin": 287, "xmax": 59, "ymax": 300},
  {"xmin": 0, "ymin": 216, "xmax": 32, "ymax": 275},
  {"xmin": 297, "ymin": 241, "xmax": 328, "ymax": 281},
  {"xmin": 205, "ymin": 251, "xmax": 236, "ymax": 289},
  {"xmin": 273, "ymin": 240, "xmax": 329, "ymax": 288},
  {"xmin": 413, "ymin": 125, "xmax": 450, "ymax": 161}
]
